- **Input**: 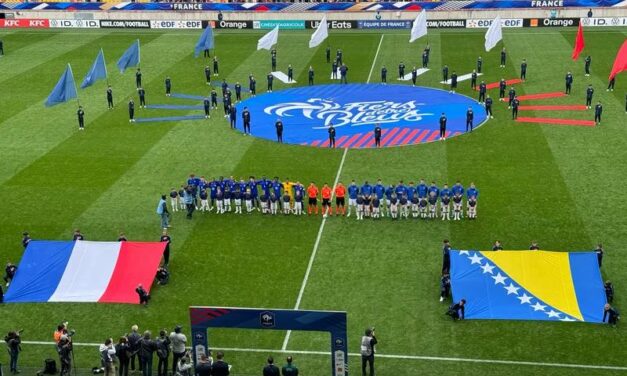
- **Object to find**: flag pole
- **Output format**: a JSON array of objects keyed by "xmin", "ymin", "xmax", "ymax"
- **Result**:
[
  {"xmin": 69, "ymin": 63, "xmax": 80, "ymax": 107},
  {"xmin": 137, "ymin": 39, "xmax": 141, "ymax": 69},
  {"xmin": 102, "ymin": 48, "xmax": 110, "ymax": 86}
]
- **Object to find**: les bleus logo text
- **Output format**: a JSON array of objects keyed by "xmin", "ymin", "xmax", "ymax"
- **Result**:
[{"xmin": 265, "ymin": 99, "xmax": 433, "ymax": 128}]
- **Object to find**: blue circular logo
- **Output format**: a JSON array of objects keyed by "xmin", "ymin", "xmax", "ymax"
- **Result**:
[{"xmin": 236, "ymin": 83, "xmax": 487, "ymax": 148}]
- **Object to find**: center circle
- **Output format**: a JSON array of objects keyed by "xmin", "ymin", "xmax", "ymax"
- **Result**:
[{"xmin": 236, "ymin": 83, "xmax": 487, "ymax": 148}]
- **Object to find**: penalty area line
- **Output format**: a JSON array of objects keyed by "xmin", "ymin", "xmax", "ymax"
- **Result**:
[
  {"xmin": 20, "ymin": 341, "xmax": 627, "ymax": 371},
  {"xmin": 281, "ymin": 147, "xmax": 349, "ymax": 351}
]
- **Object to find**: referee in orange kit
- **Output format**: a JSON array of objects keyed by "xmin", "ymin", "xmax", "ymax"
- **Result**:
[
  {"xmin": 334, "ymin": 182, "xmax": 346, "ymax": 216},
  {"xmin": 307, "ymin": 182, "xmax": 319, "ymax": 215},
  {"xmin": 321, "ymin": 183, "xmax": 332, "ymax": 217}
]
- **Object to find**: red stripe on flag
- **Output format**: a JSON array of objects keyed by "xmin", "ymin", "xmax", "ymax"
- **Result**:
[
  {"xmin": 400, "ymin": 129, "xmax": 420, "ymax": 146},
  {"xmin": 609, "ymin": 40, "xmax": 627, "ymax": 80},
  {"xmin": 517, "ymin": 92, "xmax": 567, "ymax": 101},
  {"xmin": 98, "ymin": 242, "xmax": 166, "ymax": 304},
  {"xmin": 311, "ymin": 140, "xmax": 321, "ymax": 147},
  {"xmin": 353, "ymin": 132, "xmax": 373, "ymax": 148},
  {"xmin": 388, "ymin": 128, "xmax": 410, "ymax": 146},
  {"xmin": 380, "ymin": 127, "xmax": 400, "ymax": 146},
  {"xmin": 426, "ymin": 130, "xmax": 440, "ymax": 142},
  {"xmin": 334, "ymin": 135, "xmax": 349, "ymax": 148},
  {"xmin": 412, "ymin": 129, "xmax": 431, "ymax": 144},
  {"xmin": 518, "ymin": 105, "xmax": 587, "ymax": 111},
  {"xmin": 320, "ymin": 139, "xmax": 330, "ymax": 147},
  {"xmin": 478, "ymin": 78, "xmax": 523, "ymax": 90},
  {"xmin": 454, "ymin": 131, "xmax": 462, "ymax": 136},
  {"xmin": 515, "ymin": 117, "xmax": 596, "ymax": 127},
  {"xmin": 445, "ymin": 131, "xmax": 452, "ymax": 138},
  {"xmin": 342, "ymin": 133, "xmax": 363, "ymax": 149}
]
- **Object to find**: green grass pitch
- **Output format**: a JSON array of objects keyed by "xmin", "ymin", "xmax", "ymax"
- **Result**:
[{"xmin": 0, "ymin": 27, "xmax": 626, "ymax": 375}]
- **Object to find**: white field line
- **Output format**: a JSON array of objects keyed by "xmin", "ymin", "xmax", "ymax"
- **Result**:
[
  {"xmin": 21, "ymin": 341, "xmax": 627, "ymax": 371},
  {"xmin": 366, "ymin": 34, "xmax": 385, "ymax": 84},
  {"xmin": 281, "ymin": 147, "xmax": 349, "ymax": 351}
]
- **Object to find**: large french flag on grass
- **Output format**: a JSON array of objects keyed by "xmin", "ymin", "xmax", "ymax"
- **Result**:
[{"xmin": 5, "ymin": 240, "xmax": 165, "ymax": 304}]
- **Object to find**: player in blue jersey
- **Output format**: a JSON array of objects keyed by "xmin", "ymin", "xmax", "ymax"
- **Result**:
[
  {"xmin": 243, "ymin": 188, "xmax": 253, "ymax": 214},
  {"xmin": 428, "ymin": 182, "xmax": 439, "ymax": 201},
  {"xmin": 395, "ymin": 180, "xmax": 407, "ymax": 200},
  {"xmin": 373, "ymin": 179, "xmax": 385, "ymax": 215},
  {"xmin": 440, "ymin": 184, "xmax": 451, "ymax": 199},
  {"xmin": 272, "ymin": 177, "xmax": 283, "ymax": 210},
  {"xmin": 361, "ymin": 181, "xmax": 373, "ymax": 198},
  {"xmin": 417, "ymin": 179, "xmax": 428, "ymax": 199},
  {"xmin": 466, "ymin": 182, "xmax": 478, "ymax": 199},
  {"xmin": 451, "ymin": 181, "xmax": 464, "ymax": 197}
]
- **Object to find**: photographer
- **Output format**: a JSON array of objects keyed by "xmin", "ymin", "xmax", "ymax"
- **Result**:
[
  {"xmin": 175, "ymin": 352, "xmax": 192, "ymax": 376},
  {"xmin": 100, "ymin": 338, "xmax": 117, "ymax": 376},
  {"xmin": 5, "ymin": 330, "xmax": 22, "ymax": 374},
  {"xmin": 57, "ymin": 336, "xmax": 73, "ymax": 376},
  {"xmin": 360, "ymin": 328, "xmax": 377, "ymax": 376},
  {"xmin": 156, "ymin": 330, "xmax": 171, "ymax": 376}
]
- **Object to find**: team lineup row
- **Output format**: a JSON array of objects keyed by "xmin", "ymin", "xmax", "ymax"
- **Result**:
[{"xmin": 166, "ymin": 176, "xmax": 479, "ymax": 220}]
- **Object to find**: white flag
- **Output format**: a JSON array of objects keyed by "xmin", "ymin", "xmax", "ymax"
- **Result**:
[
  {"xmin": 309, "ymin": 16, "xmax": 329, "ymax": 48},
  {"xmin": 484, "ymin": 16, "xmax": 503, "ymax": 52},
  {"xmin": 257, "ymin": 25, "xmax": 279, "ymax": 51},
  {"xmin": 409, "ymin": 10, "xmax": 427, "ymax": 43}
]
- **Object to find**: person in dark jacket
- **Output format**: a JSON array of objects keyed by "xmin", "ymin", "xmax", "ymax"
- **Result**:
[
  {"xmin": 211, "ymin": 351, "xmax": 230, "ymax": 376},
  {"xmin": 6, "ymin": 330, "xmax": 21, "ymax": 373},
  {"xmin": 116, "ymin": 337, "xmax": 131, "ymax": 376},
  {"xmin": 447, "ymin": 299, "xmax": 466, "ymax": 320},
  {"xmin": 139, "ymin": 331, "xmax": 157, "ymax": 376},
  {"xmin": 136, "ymin": 284, "xmax": 150, "ymax": 307},
  {"xmin": 127, "ymin": 325, "xmax": 142, "ymax": 373},
  {"xmin": 605, "ymin": 281, "xmax": 614, "ymax": 303},
  {"xmin": 58, "ymin": 336, "xmax": 73, "ymax": 376},
  {"xmin": 603, "ymin": 303, "xmax": 620, "ymax": 326},
  {"xmin": 263, "ymin": 356, "xmax": 280, "ymax": 376},
  {"xmin": 195, "ymin": 354, "xmax": 212, "ymax": 376},
  {"xmin": 156, "ymin": 330, "xmax": 171, "ymax": 376},
  {"xmin": 595, "ymin": 243, "xmax": 604, "ymax": 267}
]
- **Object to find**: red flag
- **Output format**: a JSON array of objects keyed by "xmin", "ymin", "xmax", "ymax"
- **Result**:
[
  {"xmin": 609, "ymin": 40, "xmax": 627, "ymax": 81},
  {"xmin": 571, "ymin": 23, "xmax": 585, "ymax": 60}
]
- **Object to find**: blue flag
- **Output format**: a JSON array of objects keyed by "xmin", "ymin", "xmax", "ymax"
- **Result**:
[
  {"xmin": 117, "ymin": 39, "xmax": 140, "ymax": 73},
  {"xmin": 81, "ymin": 49, "xmax": 107, "ymax": 89},
  {"xmin": 45, "ymin": 64, "xmax": 77, "ymax": 107},
  {"xmin": 194, "ymin": 25, "xmax": 214, "ymax": 58}
]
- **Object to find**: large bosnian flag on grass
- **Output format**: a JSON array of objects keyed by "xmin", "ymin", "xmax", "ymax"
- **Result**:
[
  {"xmin": 450, "ymin": 250, "xmax": 606, "ymax": 323},
  {"xmin": 5, "ymin": 240, "xmax": 165, "ymax": 304}
]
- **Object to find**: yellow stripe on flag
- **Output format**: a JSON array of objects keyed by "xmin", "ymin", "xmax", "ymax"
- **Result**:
[{"xmin": 482, "ymin": 251, "xmax": 583, "ymax": 321}]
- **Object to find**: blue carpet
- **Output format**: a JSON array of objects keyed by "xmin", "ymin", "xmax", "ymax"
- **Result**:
[
  {"xmin": 135, "ymin": 115, "xmax": 206, "ymax": 123},
  {"xmin": 145, "ymin": 104, "xmax": 204, "ymax": 110},
  {"xmin": 170, "ymin": 93, "xmax": 206, "ymax": 101}
]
